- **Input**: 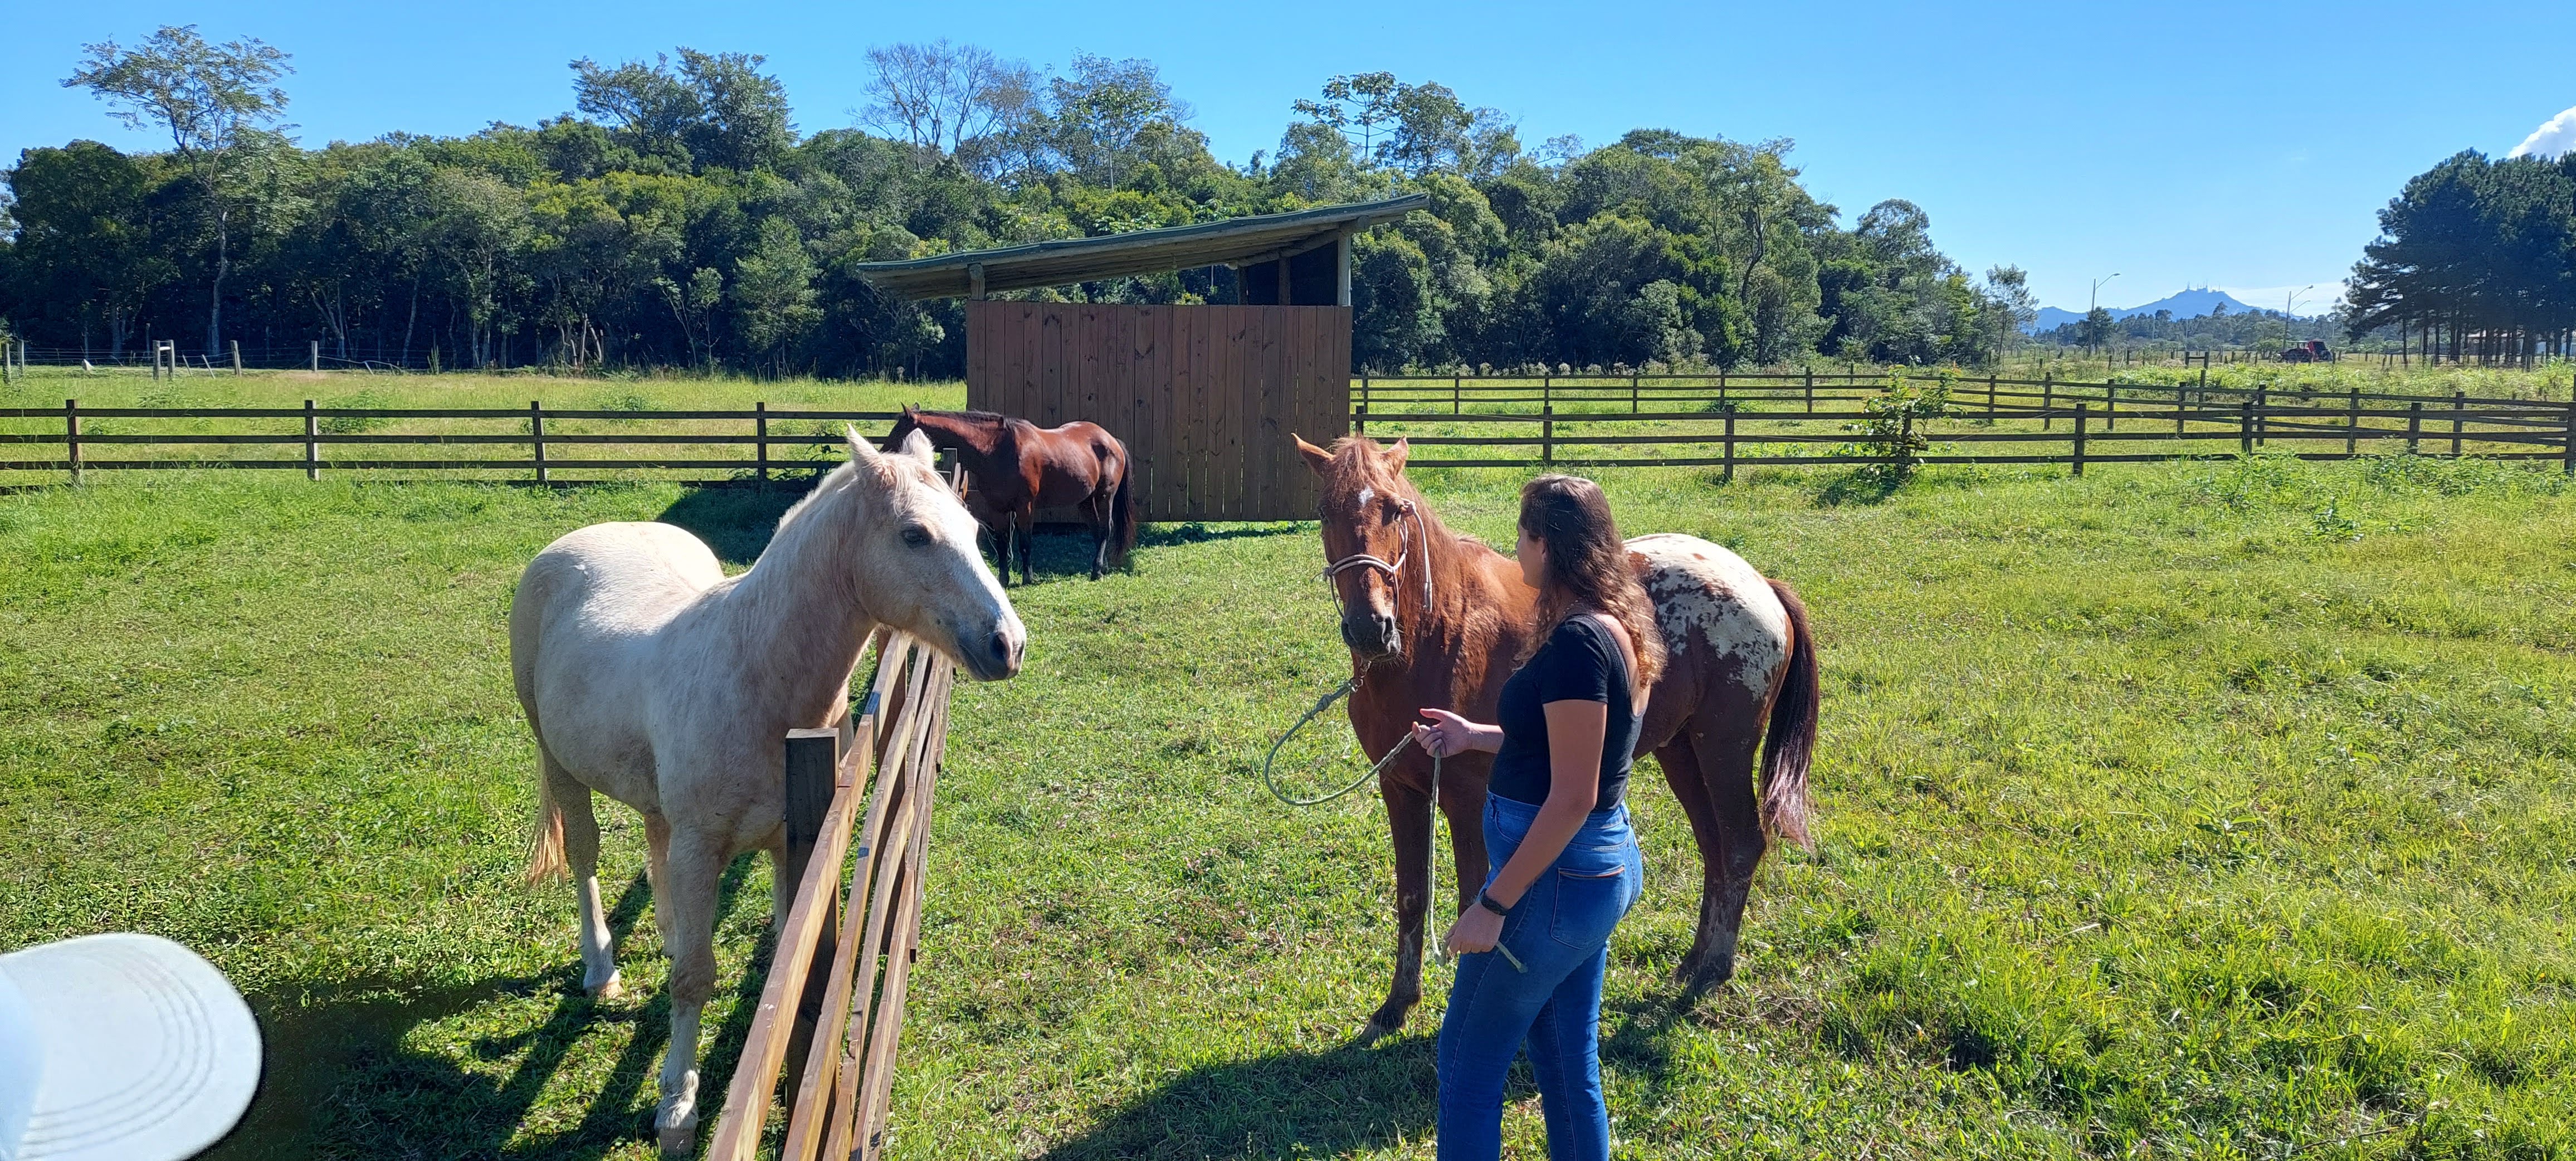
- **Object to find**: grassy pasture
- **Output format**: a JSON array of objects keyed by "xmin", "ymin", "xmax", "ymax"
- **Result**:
[{"xmin": 2, "ymin": 451, "xmax": 2574, "ymax": 1158}]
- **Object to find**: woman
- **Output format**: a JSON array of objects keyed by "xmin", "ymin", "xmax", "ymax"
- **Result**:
[{"xmin": 1412, "ymin": 474, "xmax": 1666, "ymax": 1161}]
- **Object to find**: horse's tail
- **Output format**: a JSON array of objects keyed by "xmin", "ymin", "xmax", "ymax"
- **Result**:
[
  {"xmin": 1759, "ymin": 578, "xmax": 1821, "ymax": 851},
  {"xmin": 1109, "ymin": 452, "xmax": 1137, "ymax": 564},
  {"xmin": 525, "ymin": 750, "xmax": 569, "ymax": 884}
]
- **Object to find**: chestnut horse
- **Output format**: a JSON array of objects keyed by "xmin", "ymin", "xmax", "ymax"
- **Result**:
[
  {"xmin": 884, "ymin": 407, "xmax": 1135, "ymax": 584},
  {"xmin": 1294, "ymin": 433, "xmax": 1819, "ymax": 1038}
]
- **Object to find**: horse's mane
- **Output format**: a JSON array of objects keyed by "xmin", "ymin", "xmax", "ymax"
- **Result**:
[{"xmin": 1323, "ymin": 435, "xmax": 1480, "ymax": 556}]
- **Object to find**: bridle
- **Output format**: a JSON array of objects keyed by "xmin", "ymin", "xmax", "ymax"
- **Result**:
[{"xmin": 1320, "ymin": 496, "xmax": 1435, "ymax": 630}]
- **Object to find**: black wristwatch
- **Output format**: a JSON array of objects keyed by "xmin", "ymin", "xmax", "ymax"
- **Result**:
[{"xmin": 1476, "ymin": 891, "xmax": 1513, "ymax": 917}]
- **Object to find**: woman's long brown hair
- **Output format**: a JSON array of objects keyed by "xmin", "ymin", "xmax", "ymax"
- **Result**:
[{"xmin": 1514, "ymin": 474, "xmax": 1665, "ymax": 700}]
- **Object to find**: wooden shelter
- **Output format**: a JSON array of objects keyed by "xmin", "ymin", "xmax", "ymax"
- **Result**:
[{"xmin": 854, "ymin": 194, "xmax": 1426, "ymax": 521}]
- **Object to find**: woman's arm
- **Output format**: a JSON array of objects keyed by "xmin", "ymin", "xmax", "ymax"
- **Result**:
[{"xmin": 1444, "ymin": 699, "xmax": 1606, "ymax": 955}]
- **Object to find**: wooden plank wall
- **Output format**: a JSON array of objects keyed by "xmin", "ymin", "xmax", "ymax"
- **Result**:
[{"xmin": 965, "ymin": 302, "xmax": 1351, "ymax": 522}]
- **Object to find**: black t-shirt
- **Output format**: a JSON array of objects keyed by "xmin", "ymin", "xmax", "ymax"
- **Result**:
[{"xmin": 1489, "ymin": 616, "xmax": 1642, "ymax": 811}]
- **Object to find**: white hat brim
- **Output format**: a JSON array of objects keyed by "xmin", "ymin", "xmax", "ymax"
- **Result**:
[{"xmin": 0, "ymin": 934, "xmax": 261, "ymax": 1161}]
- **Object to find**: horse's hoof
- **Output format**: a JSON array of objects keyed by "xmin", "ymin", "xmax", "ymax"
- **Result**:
[
  {"xmin": 586, "ymin": 970, "xmax": 623, "ymax": 1001},
  {"xmin": 1358, "ymin": 999, "xmax": 1413, "ymax": 1043},
  {"xmin": 1674, "ymin": 953, "xmax": 1736, "ymax": 996},
  {"xmin": 657, "ymin": 1079, "xmax": 700, "ymax": 1157}
]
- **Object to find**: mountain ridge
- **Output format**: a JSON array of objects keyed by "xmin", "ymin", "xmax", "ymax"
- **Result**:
[{"xmin": 2032, "ymin": 288, "xmax": 2280, "ymax": 332}]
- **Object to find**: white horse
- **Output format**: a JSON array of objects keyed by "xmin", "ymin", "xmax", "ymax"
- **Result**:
[{"xmin": 509, "ymin": 429, "xmax": 1024, "ymax": 1157}]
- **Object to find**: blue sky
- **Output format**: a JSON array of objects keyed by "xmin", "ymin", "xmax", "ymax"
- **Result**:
[{"xmin": 6, "ymin": 0, "xmax": 2570, "ymax": 315}]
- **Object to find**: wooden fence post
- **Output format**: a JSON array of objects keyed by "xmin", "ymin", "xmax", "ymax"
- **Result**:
[
  {"xmin": 305, "ymin": 399, "xmax": 320, "ymax": 480},
  {"xmin": 311, "ymin": 340, "xmax": 320, "ymax": 372},
  {"xmin": 755, "ymin": 401, "xmax": 769, "ymax": 487},
  {"xmin": 1360, "ymin": 374, "xmax": 1370, "ymax": 418},
  {"xmin": 1630, "ymin": 372, "xmax": 1640, "ymax": 414},
  {"xmin": 2042, "ymin": 373, "xmax": 2053, "ymax": 430},
  {"xmin": 2106, "ymin": 383, "xmax": 2118, "ymax": 431},
  {"xmin": 2174, "ymin": 384, "xmax": 2186, "ymax": 435},
  {"xmin": 2255, "ymin": 387, "xmax": 2268, "ymax": 447},
  {"xmin": 1453, "ymin": 372, "xmax": 1461, "ymax": 416},
  {"xmin": 65, "ymin": 399, "xmax": 81, "ymax": 485},
  {"xmin": 2407, "ymin": 402, "xmax": 2421, "ymax": 456},
  {"xmin": 1541, "ymin": 401, "xmax": 1554, "ymax": 466},
  {"xmin": 1722, "ymin": 409, "xmax": 1736, "ymax": 484},
  {"xmin": 2346, "ymin": 389, "xmax": 2360, "ymax": 457},
  {"xmin": 1804, "ymin": 368, "xmax": 1815, "ymax": 414},
  {"xmin": 2451, "ymin": 391, "xmax": 2465, "ymax": 456},
  {"xmin": 2564, "ymin": 403, "xmax": 2574, "ymax": 476},
  {"xmin": 2072, "ymin": 403, "xmax": 2088, "ymax": 477},
  {"xmin": 230, "ymin": 339, "xmax": 242, "ymax": 373},
  {"xmin": 780, "ymin": 726, "xmax": 843, "ymax": 1114},
  {"xmin": 1987, "ymin": 372, "xmax": 1998, "ymax": 421},
  {"xmin": 2240, "ymin": 398, "xmax": 2253, "ymax": 456},
  {"xmin": 530, "ymin": 401, "xmax": 548, "ymax": 484},
  {"xmin": 1355, "ymin": 398, "xmax": 1368, "ymax": 435}
]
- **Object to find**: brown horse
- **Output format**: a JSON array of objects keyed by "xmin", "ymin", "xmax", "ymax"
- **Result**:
[
  {"xmin": 1293, "ymin": 433, "xmax": 1819, "ymax": 1038},
  {"xmin": 884, "ymin": 407, "xmax": 1136, "ymax": 584}
]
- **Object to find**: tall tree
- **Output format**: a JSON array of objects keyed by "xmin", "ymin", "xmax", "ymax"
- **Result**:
[
  {"xmin": 860, "ymin": 40, "xmax": 1037, "ymax": 162},
  {"xmin": 65, "ymin": 25, "xmax": 291, "ymax": 357}
]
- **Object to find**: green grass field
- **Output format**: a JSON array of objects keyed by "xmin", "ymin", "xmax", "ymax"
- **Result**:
[{"xmin": 3, "ymin": 448, "xmax": 2574, "ymax": 1159}]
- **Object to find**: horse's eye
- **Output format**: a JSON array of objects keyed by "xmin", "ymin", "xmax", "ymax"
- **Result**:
[{"xmin": 901, "ymin": 525, "xmax": 932, "ymax": 548}]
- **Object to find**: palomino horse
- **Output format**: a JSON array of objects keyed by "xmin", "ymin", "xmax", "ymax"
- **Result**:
[
  {"xmin": 510, "ymin": 430, "xmax": 1024, "ymax": 1157},
  {"xmin": 1294, "ymin": 433, "xmax": 1819, "ymax": 1038},
  {"xmin": 883, "ymin": 406, "xmax": 1136, "ymax": 584}
]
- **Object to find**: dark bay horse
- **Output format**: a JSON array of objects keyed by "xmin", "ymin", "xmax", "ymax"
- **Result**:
[
  {"xmin": 1293, "ymin": 433, "xmax": 1820, "ymax": 1039},
  {"xmin": 884, "ymin": 407, "xmax": 1135, "ymax": 584}
]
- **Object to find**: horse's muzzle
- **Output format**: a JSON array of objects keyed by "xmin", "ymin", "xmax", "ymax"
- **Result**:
[
  {"xmin": 959, "ymin": 622, "xmax": 1024, "ymax": 681},
  {"xmin": 1340, "ymin": 611, "xmax": 1401, "ymax": 660}
]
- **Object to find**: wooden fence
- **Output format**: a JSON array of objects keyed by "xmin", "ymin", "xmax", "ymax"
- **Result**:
[
  {"xmin": 1349, "ymin": 372, "xmax": 2576, "ymax": 475},
  {"xmin": 7, "ymin": 372, "xmax": 2575, "ymax": 488},
  {"xmin": 705, "ymin": 625, "xmax": 955, "ymax": 1161}
]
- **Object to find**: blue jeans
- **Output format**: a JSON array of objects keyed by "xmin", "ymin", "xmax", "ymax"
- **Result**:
[{"xmin": 1436, "ymin": 793, "xmax": 1645, "ymax": 1160}]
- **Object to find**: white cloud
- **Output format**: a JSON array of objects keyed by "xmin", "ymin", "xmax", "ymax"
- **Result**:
[{"xmin": 2510, "ymin": 106, "xmax": 2576, "ymax": 160}]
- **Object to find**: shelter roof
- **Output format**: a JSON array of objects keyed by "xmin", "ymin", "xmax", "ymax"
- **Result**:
[{"xmin": 850, "ymin": 194, "xmax": 1429, "ymax": 301}]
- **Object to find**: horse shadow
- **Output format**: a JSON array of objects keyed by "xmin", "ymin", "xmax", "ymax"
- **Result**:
[
  {"xmin": 206, "ymin": 855, "xmax": 773, "ymax": 1160},
  {"xmin": 1031, "ymin": 979, "xmax": 1714, "ymax": 1160},
  {"xmin": 1033, "ymin": 1033, "xmax": 1439, "ymax": 1160}
]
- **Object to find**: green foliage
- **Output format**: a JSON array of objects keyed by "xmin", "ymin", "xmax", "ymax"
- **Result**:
[
  {"xmin": 2346, "ymin": 150, "xmax": 2576, "ymax": 360},
  {"xmin": 1843, "ymin": 372, "xmax": 1955, "ymax": 476},
  {"xmin": 3, "ymin": 43, "xmax": 2013, "ymax": 382}
]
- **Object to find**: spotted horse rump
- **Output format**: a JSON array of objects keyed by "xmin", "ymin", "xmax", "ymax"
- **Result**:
[{"xmin": 1627, "ymin": 533, "xmax": 1792, "ymax": 697}]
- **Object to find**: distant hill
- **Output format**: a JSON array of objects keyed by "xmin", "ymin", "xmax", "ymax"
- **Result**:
[{"xmin": 2031, "ymin": 288, "xmax": 2273, "ymax": 332}]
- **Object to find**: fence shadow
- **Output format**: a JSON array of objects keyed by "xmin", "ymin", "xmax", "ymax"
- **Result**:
[
  {"xmin": 1035, "ymin": 1033, "xmax": 1439, "ymax": 1160},
  {"xmin": 204, "ymin": 855, "xmax": 771, "ymax": 1160}
]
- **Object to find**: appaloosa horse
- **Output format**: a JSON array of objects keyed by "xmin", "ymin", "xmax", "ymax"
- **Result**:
[
  {"xmin": 884, "ymin": 406, "xmax": 1135, "ymax": 584},
  {"xmin": 511, "ymin": 429, "xmax": 1024, "ymax": 1157},
  {"xmin": 1294, "ymin": 433, "xmax": 1819, "ymax": 1038}
]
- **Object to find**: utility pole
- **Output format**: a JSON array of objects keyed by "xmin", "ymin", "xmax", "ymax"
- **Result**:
[{"xmin": 2089, "ymin": 272, "xmax": 2121, "ymax": 355}]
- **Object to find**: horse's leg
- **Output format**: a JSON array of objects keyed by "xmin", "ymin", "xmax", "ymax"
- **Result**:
[
  {"xmin": 1081, "ymin": 492, "xmax": 1110, "ymax": 580},
  {"xmin": 652, "ymin": 828, "xmax": 725, "ymax": 1158},
  {"xmin": 549, "ymin": 758, "xmax": 623, "ymax": 999},
  {"xmin": 643, "ymin": 811, "xmax": 671, "ymax": 906},
  {"xmin": 1366, "ymin": 778, "xmax": 1435, "ymax": 1041},
  {"xmin": 768, "ymin": 840, "xmax": 805, "ymax": 928},
  {"xmin": 1015, "ymin": 505, "xmax": 1036, "ymax": 586},
  {"xmin": 1664, "ymin": 719, "xmax": 1768, "ymax": 993},
  {"xmin": 1438, "ymin": 767, "xmax": 1487, "ymax": 916}
]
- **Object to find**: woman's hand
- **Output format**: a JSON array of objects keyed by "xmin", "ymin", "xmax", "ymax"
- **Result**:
[
  {"xmin": 1412, "ymin": 707, "xmax": 1499, "ymax": 757},
  {"xmin": 1444, "ymin": 904, "xmax": 1502, "ymax": 958}
]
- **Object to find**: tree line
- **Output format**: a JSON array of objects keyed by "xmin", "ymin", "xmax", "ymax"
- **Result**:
[
  {"xmin": 2343, "ymin": 149, "xmax": 2576, "ymax": 365},
  {"xmin": 0, "ymin": 27, "xmax": 2036, "ymax": 378}
]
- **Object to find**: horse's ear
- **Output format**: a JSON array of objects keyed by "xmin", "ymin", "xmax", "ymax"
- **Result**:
[
  {"xmin": 846, "ymin": 425, "xmax": 877, "ymax": 461},
  {"xmin": 896, "ymin": 428, "xmax": 936, "ymax": 465},
  {"xmin": 1384, "ymin": 437, "xmax": 1410, "ymax": 474},
  {"xmin": 1294, "ymin": 435, "xmax": 1334, "ymax": 476}
]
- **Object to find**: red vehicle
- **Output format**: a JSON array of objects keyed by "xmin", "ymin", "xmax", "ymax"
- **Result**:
[{"xmin": 2280, "ymin": 340, "xmax": 2335, "ymax": 363}]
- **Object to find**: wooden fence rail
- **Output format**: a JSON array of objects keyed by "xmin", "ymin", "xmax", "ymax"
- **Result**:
[
  {"xmin": 8, "ymin": 375, "xmax": 2576, "ymax": 487},
  {"xmin": 704, "ymin": 619, "xmax": 957, "ymax": 1161}
]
